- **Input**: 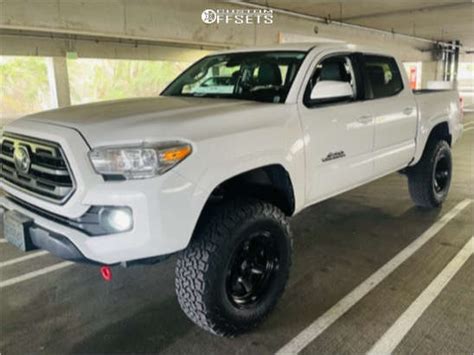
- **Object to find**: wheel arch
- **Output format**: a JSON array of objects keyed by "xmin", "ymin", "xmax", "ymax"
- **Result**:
[
  {"xmin": 218, "ymin": 164, "xmax": 296, "ymax": 215},
  {"xmin": 426, "ymin": 121, "xmax": 452, "ymax": 146},
  {"xmin": 189, "ymin": 164, "xmax": 296, "ymax": 242},
  {"xmin": 411, "ymin": 120, "xmax": 452, "ymax": 166},
  {"xmin": 207, "ymin": 164, "xmax": 295, "ymax": 214}
]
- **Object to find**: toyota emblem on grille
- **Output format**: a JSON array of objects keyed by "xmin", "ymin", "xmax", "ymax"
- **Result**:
[{"xmin": 13, "ymin": 146, "xmax": 31, "ymax": 174}]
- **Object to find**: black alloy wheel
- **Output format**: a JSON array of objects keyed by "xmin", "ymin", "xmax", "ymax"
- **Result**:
[
  {"xmin": 407, "ymin": 139, "xmax": 452, "ymax": 208},
  {"xmin": 433, "ymin": 155, "xmax": 450, "ymax": 194},
  {"xmin": 226, "ymin": 231, "xmax": 279, "ymax": 308}
]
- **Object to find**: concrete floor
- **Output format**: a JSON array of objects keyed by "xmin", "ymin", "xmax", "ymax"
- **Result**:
[{"xmin": 1, "ymin": 114, "xmax": 473, "ymax": 354}]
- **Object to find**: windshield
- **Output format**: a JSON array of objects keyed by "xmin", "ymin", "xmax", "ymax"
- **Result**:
[{"xmin": 162, "ymin": 51, "xmax": 306, "ymax": 103}]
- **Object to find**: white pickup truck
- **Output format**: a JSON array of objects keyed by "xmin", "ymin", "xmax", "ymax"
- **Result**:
[{"xmin": 0, "ymin": 43, "xmax": 463, "ymax": 336}]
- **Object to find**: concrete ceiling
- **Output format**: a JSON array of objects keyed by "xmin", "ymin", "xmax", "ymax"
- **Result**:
[{"xmin": 246, "ymin": 1, "xmax": 474, "ymax": 49}]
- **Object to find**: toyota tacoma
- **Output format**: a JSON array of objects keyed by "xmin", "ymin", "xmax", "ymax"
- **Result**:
[{"xmin": 0, "ymin": 43, "xmax": 463, "ymax": 336}]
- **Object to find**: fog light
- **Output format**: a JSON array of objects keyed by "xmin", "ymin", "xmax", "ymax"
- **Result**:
[{"xmin": 100, "ymin": 207, "xmax": 133, "ymax": 233}]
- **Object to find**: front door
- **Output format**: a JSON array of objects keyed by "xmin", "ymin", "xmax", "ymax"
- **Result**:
[{"xmin": 298, "ymin": 53, "xmax": 375, "ymax": 203}]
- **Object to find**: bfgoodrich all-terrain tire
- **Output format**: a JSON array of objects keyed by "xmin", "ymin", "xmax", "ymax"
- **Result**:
[
  {"xmin": 175, "ymin": 198, "xmax": 292, "ymax": 336},
  {"xmin": 407, "ymin": 139, "xmax": 452, "ymax": 208}
]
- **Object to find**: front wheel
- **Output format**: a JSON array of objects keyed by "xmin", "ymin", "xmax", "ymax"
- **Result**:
[
  {"xmin": 407, "ymin": 140, "xmax": 452, "ymax": 208},
  {"xmin": 175, "ymin": 198, "xmax": 292, "ymax": 336}
]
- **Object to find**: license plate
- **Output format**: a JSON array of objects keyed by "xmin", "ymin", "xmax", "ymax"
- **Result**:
[{"xmin": 3, "ymin": 210, "xmax": 35, "ymax": 252}]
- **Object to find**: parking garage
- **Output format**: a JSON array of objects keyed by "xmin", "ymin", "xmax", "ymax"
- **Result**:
[{"xmin": 0, "ymin": 1, "xmax": 473, "ymax": 354}]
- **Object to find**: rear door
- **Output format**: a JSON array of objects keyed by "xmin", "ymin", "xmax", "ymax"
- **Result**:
[{"xmin": 361, "ymin": 54, "xmax": 417, "ymax": 175}]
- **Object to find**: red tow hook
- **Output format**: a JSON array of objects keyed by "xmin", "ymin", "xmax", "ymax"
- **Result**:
[{"xmin": 100, "ymin": 266, "xmax": 112, "ymax": 281}]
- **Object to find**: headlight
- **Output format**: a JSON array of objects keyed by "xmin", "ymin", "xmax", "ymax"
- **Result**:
[{"xmin": 89, "ymin": 142, "xmax": 192, "ymax": 179}]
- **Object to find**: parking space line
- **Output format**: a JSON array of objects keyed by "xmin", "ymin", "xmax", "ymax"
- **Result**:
[
  {"xmin": 367, "ymin": 236, "xmax": 473, "ymax": 355},
  {"xmin": 0, "ymin": 239, "xmax": 7, "ymax": 243},
  {"xmin": 464, "ymin": 127, "xmax": 474, "ymax": 133},
  {"xmin": 276, "ymin": 199, "xmax": 472, "ymax": 355},
  {"xmin": 0, "ymin": 261, "xmax": 74, "ymax": 288},
  {"xmin": 0, "ymin": 251, "xmax": 49, "ymax": 268}
]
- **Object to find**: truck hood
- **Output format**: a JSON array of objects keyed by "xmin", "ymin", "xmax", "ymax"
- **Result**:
[{"xmin": 20, "ymin": 96, "xmax": 283, "ymax": 147}]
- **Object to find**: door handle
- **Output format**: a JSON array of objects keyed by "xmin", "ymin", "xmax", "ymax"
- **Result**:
[
  {"xmin": 403, "ymin": 107, "xmax": 414, "ymax": 115},
  {"xmin": 357, "ymin": 115, "xmax": 373, "ymax": 124}
]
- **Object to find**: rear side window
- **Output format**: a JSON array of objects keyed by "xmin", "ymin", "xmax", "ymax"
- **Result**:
[{"xmin": 363, "ymin": 55, "xmax": 403, "ymax": 99}]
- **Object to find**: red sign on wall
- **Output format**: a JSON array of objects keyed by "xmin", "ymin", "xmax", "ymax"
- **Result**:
[{"xmin": 409, "ymin": 67, "xmax": 417, "ymax": 89}]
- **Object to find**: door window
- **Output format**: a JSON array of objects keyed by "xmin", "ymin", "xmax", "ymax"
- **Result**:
[
  {"xmin": 304, "ymin": 55, "xmax": 358, "ymax": 107},
  {"xmin": 363, "ymin": 55, "xmax": 403, "ymax": 99}
]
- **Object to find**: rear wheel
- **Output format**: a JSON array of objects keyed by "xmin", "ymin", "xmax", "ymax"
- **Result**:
[
  {"xmin": 407, "ymin": 140, "xmax": 452, "ymax": 208},
  {"xmin": 175, "ymin": 198, "xmax": 292, "ymax": 336}
]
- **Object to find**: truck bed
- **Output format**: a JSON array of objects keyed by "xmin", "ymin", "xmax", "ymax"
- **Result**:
[
  {"xmin": 413, "ymin": 89, "xmax": 453, "ymax": 94},
  {"xmin": 411, "ymin": 89, "xmax": 463, "ymax": 164},
  {"xmin": 414, "ymin": 90, "xmax": 460, "ymax": 124}
]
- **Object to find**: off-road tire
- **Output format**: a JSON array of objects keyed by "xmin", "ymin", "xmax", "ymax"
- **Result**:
[
  {"xmin": 407, "ymin": 139, "xmax": 452, "ymax": 208},
  {"xmin": 175, "ymin": 198, "xmax": 292, "ymax": 336}
]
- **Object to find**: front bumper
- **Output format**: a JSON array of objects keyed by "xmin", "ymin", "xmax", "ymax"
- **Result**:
[
  {"xmin": 0, "ymin": 166, "xmax": 200, "ymax": 265},
  {"xmin": 1, "ymin": 205, "xmax": 93, "ymax": 263},
  {"xmin": 0, "ymin": 120, "xmax": 208, "ymax": 265}
]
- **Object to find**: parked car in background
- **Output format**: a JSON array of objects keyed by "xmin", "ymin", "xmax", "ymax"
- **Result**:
[{"xmin": 193, "ymin": 76, "xmax": 234, "ymax": 94}]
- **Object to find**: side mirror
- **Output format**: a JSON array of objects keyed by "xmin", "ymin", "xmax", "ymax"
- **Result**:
[{"xmin": 310, "ymin": 80, "xmax": 354, "ymax": 101}]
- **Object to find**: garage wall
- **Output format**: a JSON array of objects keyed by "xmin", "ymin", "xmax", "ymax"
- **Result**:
[
  {"xmin": 1, "ymin": 0, "xmax": 459, "ymax": 122},
  {"xmin": 1, "ymin": 0, "xmax": 436, "ymax": 61},
  {"xmin": 0, "ymin": 33, "xmax": 212, "ymax": 62},
  {"xmin": 459, "ymin": 54, "xmax": 474, "ymax": 108},
  {"xmin": 0, "ymin": 0, "xmax": 443, "ymax": 85}
]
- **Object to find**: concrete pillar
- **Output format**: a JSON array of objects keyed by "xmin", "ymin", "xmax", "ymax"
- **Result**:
[
  {"xmin": 46, "ymin": 57, "xmax": 71, "ymax": 108},
  {"xmin": 452, "ymin": 40, "xmax": 461, "ymax": 89}
]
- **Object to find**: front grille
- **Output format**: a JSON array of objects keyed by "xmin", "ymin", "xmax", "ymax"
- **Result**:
[{"xmin": 0, "ymin": 133, "xmax": 75, "ymax": 204}]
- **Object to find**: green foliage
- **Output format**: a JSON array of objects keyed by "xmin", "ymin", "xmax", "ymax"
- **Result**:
[
  {"xmin": 0, "ymin": 56, "xmax": 51, "ymax": 121},
  {"xmin": 67, "ymin": 59, "xmax": 189, "ymax": 105},
  {"xmin": 0, "ymin": 56, "xmax": 190, "ymax": 125}
]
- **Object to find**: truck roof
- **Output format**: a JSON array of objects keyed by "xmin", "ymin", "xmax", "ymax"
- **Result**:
[{"xmin": 216, "ymin": 42, "xmax": 391, "ymax": 56}]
